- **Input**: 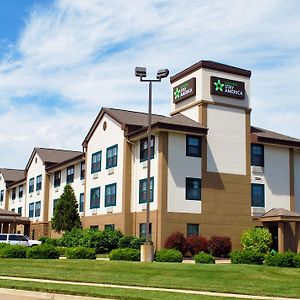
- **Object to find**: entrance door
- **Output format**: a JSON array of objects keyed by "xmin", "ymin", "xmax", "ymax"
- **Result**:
[{"xmin": 268, "ymin": 225, "xmax": 278, "ymax": 252}]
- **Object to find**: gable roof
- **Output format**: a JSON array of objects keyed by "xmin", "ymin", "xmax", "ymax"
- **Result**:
[
  {"xmin": 251, "ymin": 126, "xmax": 300, "ymax": 148},
  {"xmin": 83, "ymin": 107, "xmax": 208, "ymax": 146},
  {"xmin": 0, "ymin": 168, "xmax": 25, "ymax": 185},
  {"xmin": 25, "ymin": 147, "xmax": 83, "ymax": 171},
  {"xmin": 262, "ymin": 208, "xmax": 300, "ymax": 218}
]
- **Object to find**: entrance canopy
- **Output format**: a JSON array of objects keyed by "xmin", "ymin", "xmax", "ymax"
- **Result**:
[{"xmin": 0, "ymin": 208, "xmax": 30, "ymax": 234}]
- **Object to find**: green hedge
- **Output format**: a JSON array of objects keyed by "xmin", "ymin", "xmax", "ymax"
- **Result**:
[
  {"xmin": 109, "ymin": 248, "xmax": 140, "ymax": 261},
  {"xmin": 27, "ymin": 244, "xmax": 60, "ymax": 259},
  {"xmin": 66, "ymin": 247, "xmax": 96, "ymax": 259},
  {"xmin": 118, "ymin": 235, "xmax": 146, "ymax": 249},
  {"xmin": 56, "ymin": 246, "xmax": 68, "ymax": 256},
  {"xmin": 230, "ymin": 250, "xmax": 264, "ymax": 265},
  {"xmin": 0, "ymin": 245, "xmax": 27, "ymax": 258},
  {"xmin": 265, "ymin": 251, "xmax": 298, "ymax": 268},
  {"xmin": 194, "ymin": 251, "xmax": 215, "ymax": 264},
  {"xmin": 39, "ymin": 236, "xmax": 59, "ymax": 246},
  {"xmin": 155, "ymin": 249, "xmax": 183, "ymax": 263}
]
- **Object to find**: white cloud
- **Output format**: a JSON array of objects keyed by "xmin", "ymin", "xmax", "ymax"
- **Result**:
[{"xmin": 0, "ymin": 0, "xmax": 300, "ymax": 167}]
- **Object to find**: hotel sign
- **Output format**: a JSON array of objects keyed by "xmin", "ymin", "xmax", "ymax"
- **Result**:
[
  {"xmin": 210, "ymin": 76, "xmax": 245, "ymax": 99},
  {"xmin": 173, "ymin": 78, "xmax": 196, "ymax": 103}
]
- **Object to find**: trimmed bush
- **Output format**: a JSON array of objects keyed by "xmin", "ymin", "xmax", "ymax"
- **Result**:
[
  {"xmin": 241, "ymin": 227, "xmax": 272, "ymax": 254},
  {"xmin": 0, "ymin": 243, "xmax": 8, "ymax": 249},
  {"xmin": 230, "ymin": 250, "xmax": 264, "ymax": 265},
  {"xmin": 118, "ymin": 236, "xmax": 135, "ymax": 248},
  {"xmin": 66, "ymin": 247, "xmax": 96, "ymax": 259},
  {"xmin": 39, "ymin": 236, "xmax": 59, "ymax": 246},
  {"xmin": 58, "ymin": 228, "xmax": 85, "ymax": 247},
  {"xmin": 164, "ymin": 232, "xmax": 186, "ymax": 254},
  {"xmin": 194, "ymin": 251, "xmax": 215, "ymax": 264},
  {"xmin": 56, "ymin": 246, "xmax": 68, "ymax": 256},
  {"xmin": 265, "ymin": 251, "xmax": 296, "ymax": 268},
  {"xmin": 185, "ymin": 236, "xmax": 208, "ymax": 256},
  {"xmin": 294, "ymin": 254, "xmax": 300, "ymax": 268},
  {"xmin": 109, "ymin": 248, "xmax": 140, "ymax": 261},
  {"xmin": 155, "ymin": 249, "xmax": 183, "ymax": 263},
  {"xmin": 27, "ymin": 244, "xmax": 60, "ymax": 259},
  {"xmin": 130, "ymin": 237, "xmax": 146, "ymax": 249},
  {"xmin": 209, "ymin": 236, "xmax": 232, "ymax": 258},
  {"xmin": 0, "ymin": 245, "xmax": 27, "ymax": 258}
]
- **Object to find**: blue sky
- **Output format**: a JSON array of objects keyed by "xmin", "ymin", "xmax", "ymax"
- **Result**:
[{"xmin": 0, "ymin": 0, "xmax": 300, "ymax": 168}]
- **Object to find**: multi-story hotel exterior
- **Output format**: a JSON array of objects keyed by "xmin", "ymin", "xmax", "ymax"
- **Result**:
[{"xmin": 0, "ymin": 60, "xmax": 300, "ymax": 253}]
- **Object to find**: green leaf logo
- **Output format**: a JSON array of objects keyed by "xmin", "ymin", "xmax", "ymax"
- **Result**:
[
  {"xmin": 214, "ymin": 79, "xmax": 224, "ymax": 92},
  {"xmin": 174, "ymin": 87, "xmax": 181, "ymax": 99}
]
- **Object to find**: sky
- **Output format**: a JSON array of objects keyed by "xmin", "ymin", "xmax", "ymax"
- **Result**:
[{"xmin": 0, "ymin": 0, "xmax": 300, "ymax": 169}]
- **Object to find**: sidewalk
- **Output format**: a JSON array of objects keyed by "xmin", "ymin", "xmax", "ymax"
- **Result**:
[{"xmin": 0, "ymin": 276, "xmax": 299, "ymax": 300}]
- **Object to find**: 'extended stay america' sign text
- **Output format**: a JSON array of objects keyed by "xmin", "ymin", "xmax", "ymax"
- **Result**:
[
  {"xmin": 210, "ymin": 76, "xmax": 245, "ymax": 99},
  {"xmin": 173, "ymin": 78, "xmax": 196, "ymax": 103}
]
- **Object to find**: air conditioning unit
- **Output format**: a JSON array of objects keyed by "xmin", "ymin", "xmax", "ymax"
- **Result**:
[
  {"xmin": 107, "ymin": 168, "xmax": 114, "ymax": 175},
  {"xmin": 93, "ymin": 173, "xmax": 98, "ymax": 179},
  {"xmin": 141, "ymin": 203, "xmax": 147, "ymax": 211},
  {"xmin": 251, "ymin": 166, "xmax": 264, "ymax": 174},
  {"xmin": 106, "ymin": 206, "xmax": 113, "ymax": 213},
  {"xmin": 142, "ymin": 161, "xmax": 148, "ymax": 169},
  {"xmin": 37, "ymin": 191, "xmax": 40, "ymax": 195},
  {"xmin": 251, "ymin": 207, "xmax": 266, "ymax": 217}
]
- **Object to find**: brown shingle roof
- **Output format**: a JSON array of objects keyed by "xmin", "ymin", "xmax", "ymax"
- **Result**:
[
  {"xmin": 261, "ymin": 208, "xmax": 300, "ymax": 218},
  {"xmin": 251, "ymin": 126, "xmax": 300, "ymax": 148},
  {"xmin": 0, "ymin": 168, "xmax": 25, "ymax": 183}
]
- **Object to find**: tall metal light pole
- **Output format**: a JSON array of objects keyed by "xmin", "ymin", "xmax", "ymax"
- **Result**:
[{"xmin": 135, "ymin": 67, "xmax": 169, "ymax": 261}]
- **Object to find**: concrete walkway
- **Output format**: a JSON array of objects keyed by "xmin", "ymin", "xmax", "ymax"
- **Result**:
[{"xmin": 0, "ymin": 276, "xmax": 299, "ymax": 300}]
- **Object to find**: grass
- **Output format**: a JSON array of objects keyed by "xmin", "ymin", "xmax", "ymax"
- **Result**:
[{"xmin": 0, "ymin": 259, "xmax": 299, "ymax": 298}]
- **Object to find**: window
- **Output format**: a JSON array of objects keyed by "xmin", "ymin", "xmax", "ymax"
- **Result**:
[
  {"xmin": 187, "ymin": 224, "xmax": 199, "ymax": 237},
  {"xmin": 36, "ymin": 175, "xmax": 42, "ymax": 191},
  {"xmin": 90, "ymin": 225, "xmax": 99, "ymax": 231},
  {"xmin": 79, "ymin": 193, "xmax": 84, "ymax": 212},
  {"xmin": 0, "ymin": 234, "xmax": 7, "ymax": 241},
  {"xmin": 139, "ymin": 223, "xmax": 152, "ymax": 239},
  {"xmin": 67, "ymin": 166, "xmax": 74, "ymax": 184},
  {"xmin": 140, "ymin": 136, "xmax": 155, "ymax": 162},
  {"xmin": 53, "ymin": 199, "xmax": 59, "ymax": 215},
  {"xmin": 80, "ymin": 162, "xmax": 85, "ymax": 180},
  {"xmin": 29, "ymin": 178, "xmax": 34, "ymax": 193},
  {"xmin": 91, "ymin": 151, "xmax": 101, "ymax": 173},
  {"xmin": 8, "ymin": 235, "xmax": 19, "ymax": 241},
  {"xmin": 0, "ymin": 190, "xmax": 3, "ymax": 203},
  {"xmin": 186, "ymin": 178, "xmax": 201, "ymax": 200},
  {"xmin": 12, "ymin": 188, "xmax": 16, "ymax": 200},
  {"xmin": 105, "ymin": 224, "xmax": 115, "ymax": 231},
  {"xmin": 139, "ymin": 177, "xmax": 154, "ymax": 204},
  {"xmin": 251, "ymin": 184, "xmax": 265, "ymax": 207},
  {"xmin": 251, "ymin": 144, "xmax": 264, "ymax": 167},
  {"xmin": 106, "ymin": 145, "xmax": 118, "ymax": 169},
  {"xmin": 29, "ymin": 203, "xmax": 34, "ymax": 218},
  {"xmin": 18, "ymin": 185, "xmax": 23, "ymax": 198},
  {"xmin": 186, "ymin": 135, "xmax": 202, "ymax": 157},
  {"xmin": 54, "ymin": 171, "xmax": 61, "ymax": 187},
  {"xmin": 35, "ymin": 201, "xmax": 41, "ymax": 217},
  {"xmin": 105, "ymin": 183, "xmax": 117, "ymax": 207},
  {"xmin": 18, "ymin": 207, "xmax": 22, "ymax": 215},
  {"xmin": 90, "ymin": 187, "xmax": 100, "ymax": 209}
]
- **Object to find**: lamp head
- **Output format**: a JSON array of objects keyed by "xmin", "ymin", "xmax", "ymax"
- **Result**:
[
  {"xmin": 135, "ymin": 67, "xmax": 147, "ymax": 78},
  {"xmin": 156, "ymin": 69, "xmax": 169, "ymax": 79}
]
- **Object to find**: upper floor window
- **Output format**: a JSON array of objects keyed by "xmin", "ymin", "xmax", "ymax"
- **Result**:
[
  {"xmin": 251, "ymin": 183, "xmax": 265, "ymax": 207},
  {"xmin": 140, "ymin": 136, "xmax": 155, "ymax": 162},
  {"xmin": 105, "ymin": 183, "xmax": 117, "ymax": 207},
  {"xmin": 186, "ymin": 178, "xmax": 201, "ymax": 201},
  {"xmin": 80, "ymin": 162, "xmax": 85, "ymax": 180},
  {"xmin": 18, "ymin": 185, "xmax": 23, "ymax": 198},
  {"xmin": 12, "ymin": 188, "xmax": 16, "ymax": 200},
  {"xmin": 29, "ymin": 178, "xmax": 34, "ymax": 193},
  {"xmin": 251, "ymin": 144, "xmax": 264, "ymax": 167},
  {"xmin": 187, "ymin": 224, "xmax": 199, "ymax": 237},
  {"xmin": 91, "ymin": 151, "xmax": 101, "ymax": 173},
  {"xmin": 90, "ymin": 187, "xmax": 100, "ymax": 209},
  {"xmin": 29, "ymin": 202, "xmax": 34, "ymax": 218},
  {"xmin": 36, "ymin": 175, "xmax": 42, "ymax": 191},
  {"xmin": 18, "ymin": 207, "xmax": 22, "ymax": 215},
  {"xmin": 139, "ymin": 177, "xmax": 154, "ymax": 204},
  {"xmin": 54, "ymin": 171, "xmax": 61, "ymax": 188},
  {"xmin": 79, "ymin": 193, "xmax": 84, "ymax": 212},
  {"xmin": 35, "ymin": 201, "xmax": 41, "ymax": 217},
  {"xmin": 0, "ymin": 190, "xmax": 3, "ymax": 203},
  {"xmin": 186, "ymin": 135, "xmax": 202, "ymax": 157},
  {"xmin": 67, "ymin": 166, "xmax": 74, "ymax": 184},
  {"xmin": 106, "ymin": 145, "xmax": 118, "ymax": 169}
]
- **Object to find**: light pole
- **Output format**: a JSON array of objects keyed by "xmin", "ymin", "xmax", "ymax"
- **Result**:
[{"xmin": 135, "ymin": 67, "xmax": 169, "ymax": 262}]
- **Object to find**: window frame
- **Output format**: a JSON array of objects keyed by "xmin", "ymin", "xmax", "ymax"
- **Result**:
[
  {"xmin": 91, "ymin": 151, "xmax": 101, "ymax": 174},
  {"xmin": 90, "ymin": 187, "xmax": 100, "ymax": 209},
  {"xmin": 186, "ymin": 177, "xmax": 201, "ymax": 201},
  {"xmin": 106, "ymin": 144, "xmax": 118, "ymax": 169},
  {"xmin": 251, "ymin": 144, "xmax": 264, "ymax": 167},
  {"xmin": 35, "ymin": 201, "xmax": 41, "ymax": 217},
  {"xmin": 12, "ymin": 188, "xmax": 16, "ymax": 200},
  {"xmin": 80, "ymin": 162, "xmax": 85, "ymax": 180},
  {"xmin": 0, "ymin": 190, "xmax": 3, "ymax": 203},
  {"xmin": 29, "ymin": 178, "xmax": 34, "ymax": 193},
  {"xmin": 139, "ymin": 177, "xmax": 154, "ymax": 204},
  {"xmin": 79, "ymin": 193, "xmax": 84, "ymax": 212},
  {"xmin": 36, "ymin": 175, "xmax": 42, "ymax": 191},
  {"xmin": 53, "ymin": 198, "xmax": 59, "ymax": 215},
  {"xmin": 29, "ymin": 202, "xmax": 34, "ymax": 218},
  {"xmin": 66, "ymin": 166, "xmax": 75, "ymax": 184},
  {"xmin": 251, "ymin": 183, "xmax": 265, "ymax": 207},
  {"xmin": 187, "ymin": 224, "xmax": 199, "ymax": 237},
  {"xmin": 18, "ymin": 185, "xmax": 23, "ymax": 198},
  {"xmin": 54, "ymin": 171, "xmax": 61, "ymax": 188},
  {"xmin": 140, "ymin": 136, "xmax": 155, "ymax": 162},
  {"xmin": 139, "ymin": 223, "xmax": 152, "ymax": 239},
  {"xmin": 17, "ymin": 207, "xmax": 22, "ymax": 215},
  {"xmin": 105, "ymin": 183, "xmax": 117, "ymax": 207},
  {"xmin": 104, "ymin": 224, "xmax": 115, "ymax": 231},
  {"xmin": 186, "ymin": 135, "xmax": 202, "ymax": 157}
]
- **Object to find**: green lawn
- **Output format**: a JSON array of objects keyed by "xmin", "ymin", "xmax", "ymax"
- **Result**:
[{"xmin": 0, "ymin": 259, "xmax": 299, "ymax": 298}]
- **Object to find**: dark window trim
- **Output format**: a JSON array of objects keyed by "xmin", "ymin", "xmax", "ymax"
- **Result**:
[
  {"xmin": 54, "ymin": 171, "xmax": 61, "ymax": 188},
  {"xmin": 35, "ymin": 201, "xmax": 41, "ymax": 217},
  {"xmin": 91, "ymin": 151, "xmax": 102, "ymax": 174},
  {"xmin": 29, "ymin": 202, "xmax": 34, "ymax": 218},
  {"xmin": 12, "ymin": 188, "xmax": 16, "ymax": 200},
  {"xmin": 139, "ymin": 177, "xmax": 154, "ymax": 204},
  {"xmin": 80, "ymin": 162, "xmax": 85, "ymax": 180},
  {"xmin": 251, "ymin": 144, "xmax": 264, "ymax": 167},
  {"xmin": 187, "ymin": 224, "xmax": 199, "ymax": 237},
  {"xmin": 186, "ymin": 177, "xmax": 201, "ymax": 201},
  {"xmin": 106, "ymin": 144, "xmax": 118, "ymax": 169},
  {"xmin": 67, "ymin": 166, "xmax": 75, "ymax": 184},
  {"xmin": 90, "ymin": 187, "xmax": 100, "ymax": 209},
  {"xmin": 139, "ymin": 223, "xmax": 152, "ymax": 239},
  {"xmin": 0, "ymin": 190, "xmax": 4, "ymax": 203},
  {"xmin": 79, "ymin": 193, "xmax": 84, "ymax": 212},
  {"xmin": 29, "ymin": 178, "xmax": 34, "ymax": 193},
  {"xmin": 105, "ymin": 183, "xmax": 117, "ymax": 207},
  {"xmin": 186, "ymin": 135, "xmax": 202, "ymax": 157},
  {"xmin": 251, "ymin": 183, "xmax": 265, "ymax": 207},
  {"xmin": 18, "ymin": 185, "xmax": 23, "ymax": 198},
  {"xmin": 36, "ymin": 175, "xmax": 42, "ymax": 191},
  {"xmin": 140, "ymin": 136, "xmax": 155, "ymax": 162}
]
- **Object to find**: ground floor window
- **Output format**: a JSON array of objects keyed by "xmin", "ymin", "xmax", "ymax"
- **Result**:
[
  {"xmin": 90, "ymin": 225, "xmax": 99, "ymax": 231},
  {"xmin": 105, "ymin": 224, "xmax": 115, "ymax": 231},
  {"xmin": 187, "ymin": 224, "xmax": 199, "ymax": 237},
  {"xmin": 251, "ymin": 183, "xmax": 265, "ymax": 207},
  {"xmin": 139, "ymin": 223, "xmax": 152, "ymax": 239}
]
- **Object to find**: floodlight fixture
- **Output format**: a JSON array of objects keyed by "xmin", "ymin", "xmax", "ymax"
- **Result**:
[
  {"xmin": 156, "ymin": 69, "xmax": 169, "ymax": 80},
  {"xmin": 135, "ymin": 67, "xmax": 147, "ymax": 78}
]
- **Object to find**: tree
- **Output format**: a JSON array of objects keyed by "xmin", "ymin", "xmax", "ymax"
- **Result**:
[{"xmin": 51, "ymin": 184, "xmax": 81, "ymax": 232}]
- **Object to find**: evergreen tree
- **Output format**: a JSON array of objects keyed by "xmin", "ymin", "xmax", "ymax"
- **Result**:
[{"xmin": 51, "ymin": 184, "xmax": 81, "ymax": 232}]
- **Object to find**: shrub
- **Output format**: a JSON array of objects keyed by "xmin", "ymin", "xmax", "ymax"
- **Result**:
[
  {"xmin": 27, "ymin": 244, "xmax": 60, "ymax": 259},
  {"xmin": 155, "ymin": 249, "xmax": 183, "ymax": 263},
  {"xmin": 0, "ymin": 243, "xmax": 8, "ymax": 249},
  {"xmin": 66, "ymin": 247, "xmax": 96, "ymax": 259},
  {"xmin": 165, "ymin": 232, "xmax": 186, "ymax": 254},
  {"xmin": 58, "ymin": 228, "xmax": 86, "ymax": 247},
  {"xmin": 39, "ymin": 236, "xmax": 59, "ymax": 246},
  {"xmin": 294, "ymin": 254, "xmax": 300, "ymax": 268},
  {"xmin": 265, "ymin": 251, "xmax": 296, "ymax": 267},
  {"xmin": 118, "ymin": 236, "xmax": 135, "ymax": 248},
  {"xmin": 209, "ymin": 236, "xmax": 232, "ymax": 258},
  {"xmin": 109, "ymin": 248, "xmax": 140, "ymax": 261},
  {"xmin": 241, "ymin": 227, "xmax": 272, "ymax": 254},
  {"xmin": 0, "ymin": 245, "xmax": 27, "ymax": 258},
  {"xmin": 194, "ymin": 251, "xmax": 215, "ymax": 264},
  {"xmin": 185, "ymin": 236, "xmax": 208, "ymax": 256},
  {"xmin": 56, "ymin": 246, "xmax": 68, "ymax": 256},
  {"xmin": 130, "ymin": 237, "xmax": 146, "ymax": 249},
  {"xmin": 230, "ymin": 250, "xmax": 265, "ymax": 265}
]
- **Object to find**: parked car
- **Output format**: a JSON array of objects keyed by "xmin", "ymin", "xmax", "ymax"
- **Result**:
[{"xmin": 0, "ymin": 234, "xmax": 41, "ymax": 247}]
